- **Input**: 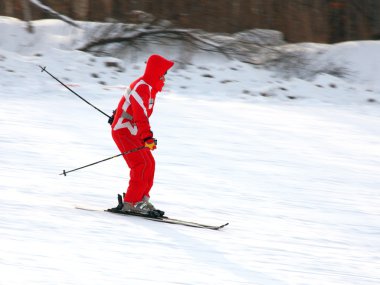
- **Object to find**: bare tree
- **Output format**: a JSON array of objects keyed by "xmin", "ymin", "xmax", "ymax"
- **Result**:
[
  {"xmin": 28, "ymin": 0, "xmax": 81, "ymax": 28},
  {"xmin": 22, "ymin": 0, "xmax": 34, "ymax": 33}
]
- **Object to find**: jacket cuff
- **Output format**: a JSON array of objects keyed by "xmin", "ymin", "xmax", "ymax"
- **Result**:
[
  {"xmin": 141, "ymin": 130, "xmax": 153, "ymax": 141},
  {"xmin": 143, "ymin": 136, "xmax": 153, "ymax": 142}
]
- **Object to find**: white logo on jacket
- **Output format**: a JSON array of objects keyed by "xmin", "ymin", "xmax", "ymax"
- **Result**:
[{"xmin": 113, "ymin": 80, "xmax": 152, "ymax": 135}]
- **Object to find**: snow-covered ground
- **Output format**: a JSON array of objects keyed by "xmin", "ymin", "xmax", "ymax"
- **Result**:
[{"xmin": 1, "ymin": 17, "xmax": 380, "ymax": 285}]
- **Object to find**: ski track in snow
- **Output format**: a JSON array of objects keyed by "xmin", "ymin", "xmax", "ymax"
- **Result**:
[{"xmin": 1, "ymin": 17, "xmax": 380, "ymax": 285}]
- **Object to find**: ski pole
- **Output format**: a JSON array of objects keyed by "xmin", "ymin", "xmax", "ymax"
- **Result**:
[
  {"xmin": 39, "ymin": 65, "xmax": 111, "ymax": 120},
  {"xmin": 60, "ymin": 146, "xmax": 146, "ymax": 176}
]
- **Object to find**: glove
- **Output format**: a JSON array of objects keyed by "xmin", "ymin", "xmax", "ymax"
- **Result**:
[
  {"xmin": 144, "ymin": 137, "xmax": 157, "ymax": 150},
  {"xmin": 108, "ymin": 110, "xmax": 115, "ymax": 125}
]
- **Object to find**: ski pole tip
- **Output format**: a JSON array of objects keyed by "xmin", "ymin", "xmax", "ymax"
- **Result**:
[
  {"xmin": 39, "ymin": 65, "xmax": 46, "ymax": 72},
  {"xmin": 60, "ymin": 170, "xmax": 67, "ymax": 176}
]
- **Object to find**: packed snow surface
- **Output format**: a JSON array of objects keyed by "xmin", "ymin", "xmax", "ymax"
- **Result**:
[{"xmin": 1, "ymin": 17, "xmax": 380, "ymax": 285}]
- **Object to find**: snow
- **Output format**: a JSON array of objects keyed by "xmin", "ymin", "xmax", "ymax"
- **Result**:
[{"xmin": 1, "ymin": 17, "xmax": 380, "ymax": 285}]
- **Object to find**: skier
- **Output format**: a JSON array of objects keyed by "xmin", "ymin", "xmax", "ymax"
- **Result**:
[{"xmin": 111, "ymin": 54, "xmax": 174, "ymax": 214}]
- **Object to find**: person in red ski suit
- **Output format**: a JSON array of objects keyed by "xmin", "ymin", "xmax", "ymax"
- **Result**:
[{"xmin": 111, "ymin": 54, "xmax": 174, "ymax": 213}]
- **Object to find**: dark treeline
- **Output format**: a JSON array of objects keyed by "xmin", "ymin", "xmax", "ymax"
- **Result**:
[{"xmin": 1, "ymin": 0, "xmax": 380, "ymax": 43}]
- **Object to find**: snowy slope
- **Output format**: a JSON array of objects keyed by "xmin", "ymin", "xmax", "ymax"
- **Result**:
[{"xmin": 1, "ymin": 17, "xmax": 380, "ymax": 285}]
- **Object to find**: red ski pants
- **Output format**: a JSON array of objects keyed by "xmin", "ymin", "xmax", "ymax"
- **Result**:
[{"xmin": 112, "ymin": 130, "xmax": 155, "ymax": 203}]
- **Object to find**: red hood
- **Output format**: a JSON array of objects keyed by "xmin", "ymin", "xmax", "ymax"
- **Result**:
[{"xmin": 142, "ymin": 54, "xmax": 174, "ymax": 92}]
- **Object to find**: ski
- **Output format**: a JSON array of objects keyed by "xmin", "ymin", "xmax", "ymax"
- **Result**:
[{"xmin": 75, "ymin": 206, "xmax": 229, "ymax": 230}]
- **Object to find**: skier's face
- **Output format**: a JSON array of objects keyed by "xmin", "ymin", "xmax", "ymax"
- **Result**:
[
  {"xmin": 159, "ymin": 71, "xmax": 167, "ymax": 84},
  {"xmin": 143, "ymin": 54, "xmax": 172, "ymax": 91}
]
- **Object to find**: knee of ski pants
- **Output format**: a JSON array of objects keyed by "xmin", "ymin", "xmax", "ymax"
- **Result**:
[
  {"xmin": 112, "ymin": 130, "xmax": 155, "ymax": 177},
  {"xmin": 112, "ymin": 130, "xmax": 155, "ymax": 194},
  {"xmin": 125, "ymin": 150, "xmax": 155, "ymax": 202},
  {"xmin": 126, "ymin": 148, "xmax": 155, "ymax": 177}
]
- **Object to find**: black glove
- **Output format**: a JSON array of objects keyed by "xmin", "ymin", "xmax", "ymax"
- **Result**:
[{"xmin": 108, "ymin": 110, "xmax": 116, "ymax": 125}]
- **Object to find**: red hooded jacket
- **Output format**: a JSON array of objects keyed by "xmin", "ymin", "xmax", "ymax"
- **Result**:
[{"xmin": 111, "ymin": 55, "xmax": 174, "ymax": 140}]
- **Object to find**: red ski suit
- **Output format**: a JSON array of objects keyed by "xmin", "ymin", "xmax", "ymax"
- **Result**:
[{"xmin": 111, "ymin": 55, "xmax": 174, "ymax": 203}]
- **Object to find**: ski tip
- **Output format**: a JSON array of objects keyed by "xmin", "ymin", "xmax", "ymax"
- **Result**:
[{"xmin": 215, "ymin": 223, "xmax": 229, "ymax": 230}]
